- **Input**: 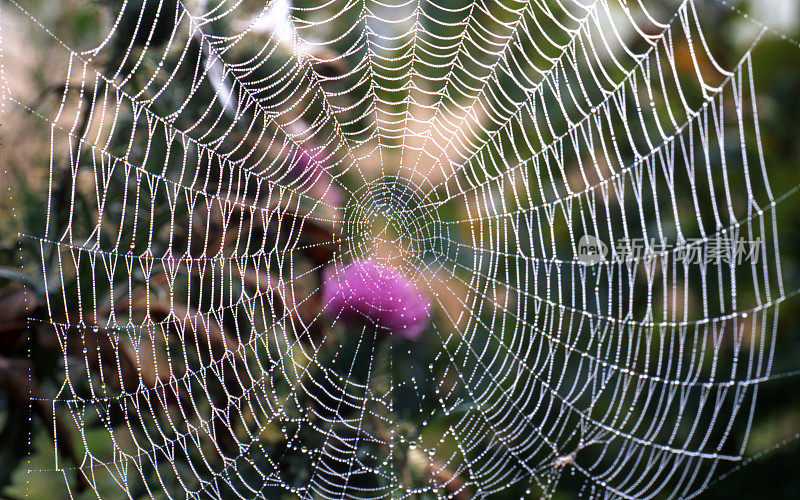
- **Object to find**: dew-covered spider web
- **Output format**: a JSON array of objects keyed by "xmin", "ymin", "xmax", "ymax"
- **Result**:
[{"xmin": 1, "ymin": 0, "xmax": 797, "ymax": 497}]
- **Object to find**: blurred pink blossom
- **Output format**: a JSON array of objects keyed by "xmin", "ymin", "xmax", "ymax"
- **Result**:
[
  {"xmin": 290, "ymin": 148, "xmax": 343, "ymax": 208},
  {"xmin": 322, "ymin": 260, "xmax": 430, "ymax": 340}
]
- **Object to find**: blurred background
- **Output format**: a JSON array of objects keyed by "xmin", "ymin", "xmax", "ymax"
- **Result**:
[{"xmin": 1, "ymin": 0, "xmax": 800, "ymax": 498}]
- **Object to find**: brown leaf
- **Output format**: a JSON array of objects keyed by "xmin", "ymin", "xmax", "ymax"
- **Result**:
[
  {"xmin": 308, "ymin": 46, "xmax": 349, "ymax": 78},
  {"xmin": 182, "ymin": 200, "xmax": 338, "ymax": 266},
  {"xmin": 63, "ymin": 323, "xmax": 160, "ymax": 394},
  {"xmin": 427, "ymin": 460, "xmax": 469, "ymax": 500},
  {"xmin": 0, "ymin": 286, "xmax": 40, "ymax": 350}
]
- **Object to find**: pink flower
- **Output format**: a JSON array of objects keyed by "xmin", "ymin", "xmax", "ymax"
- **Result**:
[
  {"xmin": 322, "ymin": 260, "xmax": 431, "ymax": 340},
  {"xmin": 290, "ymin": 148, "xmax": 323, "ymax": 183},
  {"xmin": 290, "ymin": 147, "xmax": 343, "ymax": 208}
]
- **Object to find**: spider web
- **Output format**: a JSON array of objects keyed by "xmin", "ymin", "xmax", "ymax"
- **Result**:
[{"xmin": 0, "ymin": 0, "xmax": 793, "ymax": 497}]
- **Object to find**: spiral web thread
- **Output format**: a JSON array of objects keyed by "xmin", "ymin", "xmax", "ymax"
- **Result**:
[{"xmin": 0, "ymin": 0, "xmax": 792, "ymax": 497}]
